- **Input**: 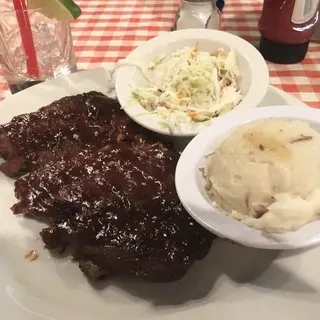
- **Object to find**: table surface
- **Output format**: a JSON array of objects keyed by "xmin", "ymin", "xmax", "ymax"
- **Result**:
[{"xmin": 1, "ymin": 0, "xmax": 319, "ymax": 108}]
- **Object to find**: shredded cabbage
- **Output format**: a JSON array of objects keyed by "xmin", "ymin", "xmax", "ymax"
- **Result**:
[{"xmin": 125, "ymin": 43, "xmax": 243, "ymax": 132}]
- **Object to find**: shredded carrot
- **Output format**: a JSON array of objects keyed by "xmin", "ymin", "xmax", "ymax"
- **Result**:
[
  {"xmin": 210, "ymin": 48, "xmax": 224, "ymax": 56},
  {"xmin": 220, "ymin": 78, "xmax": 227, "ymax": 88},
  {"xmin": 188, "ymin": 112, "xmax": 198, "ymax": 117},
  {"xmin": 192, "ymin": 42, "xmax": 199, "ymax": 53},
  {"xmin": 176, "ymin": 93, "xmax": 183, "ymax": 99},
  {"xmin": 191, "ymin": 42, "xmax": 199, "ymax": 59}
]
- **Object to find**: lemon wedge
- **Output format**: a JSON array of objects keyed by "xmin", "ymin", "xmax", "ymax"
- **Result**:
[{"xmin": 27, "ymin": 0, "xmax": 82, "ymax": 20}]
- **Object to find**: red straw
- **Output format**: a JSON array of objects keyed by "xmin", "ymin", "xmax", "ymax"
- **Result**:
[{"xmin": 12, "ymin": 0, "xmax": 39, "ymax": 79}]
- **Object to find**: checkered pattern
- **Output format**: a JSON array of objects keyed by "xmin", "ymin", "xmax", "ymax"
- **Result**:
[
  {"xmin": 222, "ymin": 0, "xmax": 320, "ymax": 108},
  {"xmin": 0, "ymin": 0, "xmax": 319, "ymax": 108}
]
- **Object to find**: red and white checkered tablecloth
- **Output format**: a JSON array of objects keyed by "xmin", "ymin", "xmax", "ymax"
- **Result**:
[{"xmin": 1, "ymin": 0, "xmax": 319, "ymax": 108}]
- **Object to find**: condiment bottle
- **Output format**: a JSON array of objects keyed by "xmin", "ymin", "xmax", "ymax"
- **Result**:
[
  {"xmin": 312, "ymin": 18, "xmax": 320, "ymax": 42},
  {"xmin": 259, "ymin": 0, "xmax": 319, "ymax": 64},
  {"xmin": 173, "ymin": 0, "xmax": 221, "ymax": 31}
]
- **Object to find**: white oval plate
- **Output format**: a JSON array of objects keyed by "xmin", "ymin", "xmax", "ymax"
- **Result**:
[
  {"xmin": 176, "ymin": 105, "xmax": 320, "ymax": 250},
  {"xmin": 116, "ymin": 29, "xmax": 269, "ymax": 137},
  {"xmin": 0, "ymin": 67, "xmax": 318, "ymax": 320}
]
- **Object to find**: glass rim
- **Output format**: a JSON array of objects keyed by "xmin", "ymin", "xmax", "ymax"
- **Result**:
[{"xmin": 0, "ymin": 7, "xmax": 48, "ymax": 15}]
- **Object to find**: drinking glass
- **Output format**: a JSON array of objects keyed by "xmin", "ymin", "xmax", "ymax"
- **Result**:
[{"xmin": 0, "ymin": 0, "xmax": 77, "ymax": 94}]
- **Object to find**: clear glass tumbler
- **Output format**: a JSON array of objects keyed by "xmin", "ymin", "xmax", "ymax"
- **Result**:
[{"xmin": 0, "ymin": 1, "xmax": 77, "ymax": 94}]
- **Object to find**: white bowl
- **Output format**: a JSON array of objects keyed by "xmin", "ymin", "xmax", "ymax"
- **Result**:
[
  {"xmin": 116, "ymin": 29, "xmax": 269, "ymax": 137},
  {"xmin": 175, "ymin": 105, "xmax": 320, "ymax": 250}
]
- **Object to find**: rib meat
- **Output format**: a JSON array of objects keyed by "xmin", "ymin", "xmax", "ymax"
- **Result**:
[
  {"xmin": 12, "ymin": 138, "xmax": 214, "ymax": 281},
  {"xmin": 3, "ymin": 91, "xmax": 215, "ymax": 282},
  {"xmin": 0, "ymin": 91, "xmax": 141, "ymax": 177}
]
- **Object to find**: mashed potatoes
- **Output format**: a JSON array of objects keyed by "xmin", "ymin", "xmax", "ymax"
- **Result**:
[{"xmin": 204, "ymin": 119, "xmax": 320, "ymax": 233}]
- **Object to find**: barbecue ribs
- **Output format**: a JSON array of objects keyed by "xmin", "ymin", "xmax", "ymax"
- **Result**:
[
  {"xmin": 0, "ymin": 91, "xmax": 141, "ymax": 177},
  {"xmin": 1, "ymin": 91, "xmax": 214, "ymax": 282}
]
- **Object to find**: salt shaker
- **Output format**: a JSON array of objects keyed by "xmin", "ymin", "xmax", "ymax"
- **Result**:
[{"xmin": 173, "ymin": 0, "xmax": 221, "ymax": 31}]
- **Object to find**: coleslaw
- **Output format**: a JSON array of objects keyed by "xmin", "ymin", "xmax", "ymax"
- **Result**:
[{"xmin": 126, "ymin": 43, "xmax": 243, "ymax": 132}]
